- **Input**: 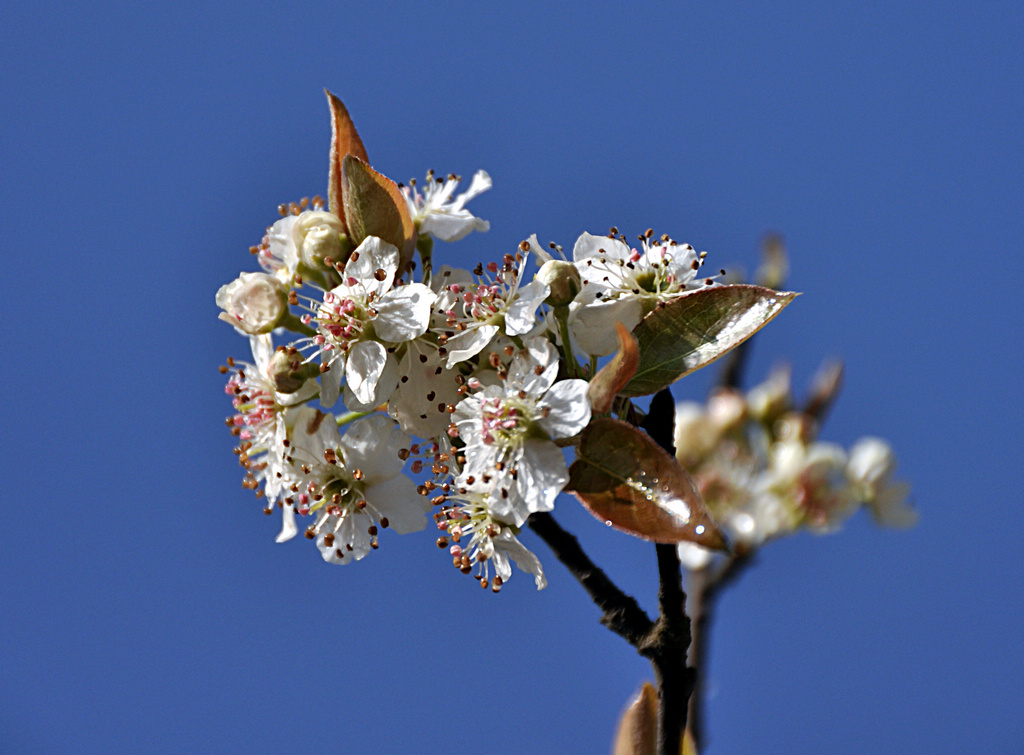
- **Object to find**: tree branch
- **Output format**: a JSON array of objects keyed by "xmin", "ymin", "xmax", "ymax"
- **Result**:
[{"xmin": 527, "ymin": 512, "xmax": 654, "ymax": 645}]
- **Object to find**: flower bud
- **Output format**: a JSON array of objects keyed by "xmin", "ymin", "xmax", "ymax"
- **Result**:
[
  {"xmin": 216, "ymin": 272, "xmax": 288, "ymax": 334},
  {"xmin": 536, "ymin": 259, "xmax": 581, "ymax": 307},
  {"xmin": 268, "ymin": 347, "xmax": 321, "ymax": 394},
  {"xmin": 292, "ymin": 211, "xmax": 347, "ymax": 269}
]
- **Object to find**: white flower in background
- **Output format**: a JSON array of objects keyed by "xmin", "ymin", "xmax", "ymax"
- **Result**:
[
  {"xmin": 216, "ymin": 272, "xmax": 288, "ymax": 335},
  {"xmin": 761, "ymin": 438, "xmax": 854, "ymax": 533},
  {"xmin": 402, "ymin": 169, "xmax": 492, "ymax": 241},
  {"xmin": 848, "ymin": 438, "xmax": 916, "ymax": 528},
  {"xmin": 225, "ymin": 334, "xmax": 317, "ymax": 542},
  {"xmin": 571, "ymin": 231, "xmax": 712, "ymax": 355},
  {"xmin": 439, "ymin": 483, "xmax": 547, "ymax": 591},
  {"xmin": 452, "ymin": 337, "xmax": 591, "ymax": 526},
  {"xmin": 311, "ymin": 236, "xmax": 435, "ymax": 410},
  {"xmin": 287, "ymin": 409, "xmax": 428, "ymax": 564},
  {"xmin": 433, "ymin": 255, "xmax": 549, "ymax": 368}
]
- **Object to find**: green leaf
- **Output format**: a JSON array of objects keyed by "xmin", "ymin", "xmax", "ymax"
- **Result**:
[
  {"xmin": 567, "ymin": 418, "xmax": 725, "ymax": 548},
  {"xmin": 324, "ymin": 90, "xmax": 370, "ymax": 230},
  {"xmin": 622, "ymin": 285, "xmax": 797, "ymax": 397},
  {"xmin": 587, "ymin": 322, "xmax": 639, "ymax": 414},
  {"xmin": 341, "ymin": 155, "xmax": 417, "ymax": 273}
]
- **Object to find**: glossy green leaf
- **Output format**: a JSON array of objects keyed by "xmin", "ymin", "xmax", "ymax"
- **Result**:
[
  {"xmin": 567, "ymin": 418, "xmax": 725, "ymax": 548},
  {"xmin": 622, "ymin": 285, "xmax": 797, "ymax": 397},
  {"xmin": 325, "ymin": 90, "xmax": 369, "ymax": 229},
  {"xmin": 587, "ymin": 322, "xmax": 639, "ymax": 414},
  {"xmin": 341, "ymin": 155, "xmax": 417, "ymax": 273}
]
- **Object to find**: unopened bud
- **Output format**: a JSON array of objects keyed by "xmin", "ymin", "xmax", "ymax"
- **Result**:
[
  {"xmin": 293, "ymin": 211, "xmax": 348, "ymax": 269},
  {"xmin": 216, "ymin": 272, "xmax": 288, "ymax": 335},
  {"xmin": 536, "ymin": 259, "xmax": 581, "ymax": 307},
  {"xmin": 268, "ymin": 349, "xmax": 320, "ymax": 393}
]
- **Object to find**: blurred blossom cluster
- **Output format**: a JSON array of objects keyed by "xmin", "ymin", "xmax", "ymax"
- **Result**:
[{"xmin": 675, "ymin": 367, "xmax": 915, "ymax": 571}]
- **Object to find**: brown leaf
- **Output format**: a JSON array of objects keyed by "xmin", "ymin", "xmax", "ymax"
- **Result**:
[
  {"xmin": 341, "ymin": 155, "xmax": 417, "ymax": 273},
  {"xmin": 567, "ymin": 418, "xmax": 725, "ymax": 548},
  {"xmin": 612, "ymin": 683, "xmax": 658, "ymax": 755},
  {"xmin": 587, "ymin": 322, "xmax": 639, "ymax": 414},
  {"xmin": 325, "ymin": 90, "xmax": 370, "ymax": 227}
]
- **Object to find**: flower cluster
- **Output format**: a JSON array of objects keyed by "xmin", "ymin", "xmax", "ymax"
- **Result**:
[
  {"xmin": 673, "ymin": 367, "xmax": 916, "ymax": 571},
  {"xmin": 216, "ymin": 93, "xmax": 909, "ymax": 592}
]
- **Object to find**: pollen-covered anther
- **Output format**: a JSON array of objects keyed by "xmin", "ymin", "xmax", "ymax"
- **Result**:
[
  {"xmin": 304, "ymin": 528, "xmax": 316, "ymax": 540},
  {"xmin": 436, "ymin": 537, "xmax": 449, "ymax": 548},
  {"xmin": 356, "ymin": 499, "xmax": 367, "ymax": 509},
  {"xmin": 323, "ymin": 533, "xmax": 335, "ymax": 547}
]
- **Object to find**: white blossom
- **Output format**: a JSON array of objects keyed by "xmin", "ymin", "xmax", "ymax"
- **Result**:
[
  {"xmin": 848, "ymin": 438, "xmax": 916, "ymax": 528},
  {"xmin": 216, "ymin": 272, "xmax": 288, "ymax": 335},
  {"xmin": 439, "ymin": 483, "xmax": 547, "ymax": 590},
  {"xmin": 402, "ymin": 169, "xmax": 491, "ymax": 242},
  {"xmin": 311, "ymin": 236, "xmax": 435, "ymax": 410},
  {"xmin": 452, "ymin": 338, "xmax": 590, "ymax": 526},
  {"xmin": 432, "ymin": 255, "xmax": 549, "ymax": 368},
  {"xmin": 571, "ymin": 231, "xmax": 712, "ymax": 355},
  {"xmin": 225, "ymin": 334, "xmax": 317, "ymax": 542},
  {"xmin": 287, "ymin": 410, "xmax": 428, "ymax": 564}
]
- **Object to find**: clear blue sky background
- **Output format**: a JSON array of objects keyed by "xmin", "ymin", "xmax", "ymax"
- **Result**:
[{"xmin": 3, "ymin": 2, "xmax": 1022, "ymax": 753}]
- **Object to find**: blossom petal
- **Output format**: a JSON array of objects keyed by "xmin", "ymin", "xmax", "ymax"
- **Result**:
[
  {"xmin": 275, "ymin": 503, "xmax": 298, "ymax": 543},
  {"xmin": 445, "ymin": 323, "xmax": 500, "ymax": 366},
  {"xmin": 505, "ymin": 279, "xmax": 550, "ymax": 336},
  {"xmin": 374, "ymin": 283, "xmax": 435, "ymax": 342},
  {"xmin": 538, "ymin": 379, "xmax": 592, "ymax": 438},
  {"xmin": 571, "ymin": 297, "xmax": 643, "ymax": 356},
  {"xmin": 494, "ymin": 528, "xmax": 547, "ymax": 590},
  {"xmin": 572, "ymin": 231, "xmax": 630, "ymax": 263},
  {"xmin": 345, "ymin": 236, "xmax": 399, "ymax": 296},
  {"xmin": 339, "ymin": 414, "xmax": 411, "ymax": 485},
  {"xmin": 345, "ymin": 341, "xmax": 388, "ymax": 406},
  {"xmin": 364, "ymin": 474, "xmax": 428, "ymax": 534}
]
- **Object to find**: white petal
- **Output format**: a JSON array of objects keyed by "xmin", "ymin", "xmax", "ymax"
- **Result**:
[
  {"xmin": 572, "ymin": 231, "xmax": 630, "ymax": 263},
  {"xmin": 571, "ymin": 297, "xmax": 643, "ymax": 356},
  {"xmin": 422, "ymin": 211, "xmax": 489, "ymax": 242},
  {"xmin": 453, "ymin": 170, "xmax": 492, "ymax": 207},
  {"xmin": 513, "ymin": 439, "xmax": 569, "ymax": 523},
  {"xmin": 373, "ymin": 283, "xmax": 435, "ymax": 342},
  {"xmin": 505, "ymin": 279, "xmax": 549, "ymax": 336},
  {"xmin": 345, "ymin": 341, "xmax": 388, "ymax": 406},
  {"xmin": 345, "ymin": 237, "xmax": 398, "ymax": 295},
  {"xmin": 507, "ymin": 337, "xmax": 559, "ymax": 395},
  {"xmin": 339, "ymin": 414, "xmax": 410, "ymax": 485},
  {"xmin": 275, "ymin": 503, "xmax": 298, "ymax": 543},
  {"xmin": 445, "ymin": 323, "xmax": 500, "ymax": 366},
  {"xmin": 494, "ymin": 529, "xmax": 547, "ymax": 590},
  {"xmin": 364, "ymin": 474, "xmax": 428, "ymax": 534},
  {"xmin": 538, "ymin": 379, "xmax": 592, "ymax": 438},
  {"xmin": 319, "ymin": 354, "xmax": 344, "ymax": 408}
]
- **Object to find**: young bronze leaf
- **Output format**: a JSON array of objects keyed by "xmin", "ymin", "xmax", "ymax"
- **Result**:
[
  {"xmin": 567, "ymin": 418, "xmax": 725, "ymax": 549},
  {"xmin": 611, "ymin": 683, "xmax": 658, "ymax": 755},
  {"xmin": 588, "ymin": 322, "xmax": 639, "ymax": 414},
  {"xmin": 341, "ymin": 155, "xmax": 417, "ymax": 272},
  {"xmin": 622, "ymin": 285, "xmax": 797, "ymax": 397},
  {"xmin": 325, "ymin": 90, "xmax": 370, "ymax": 224}
]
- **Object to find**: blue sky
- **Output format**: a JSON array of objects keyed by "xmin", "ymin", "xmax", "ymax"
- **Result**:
[{"xmin": 2, "ymin": 2, "xmax": 1022, "ymax": 753}]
